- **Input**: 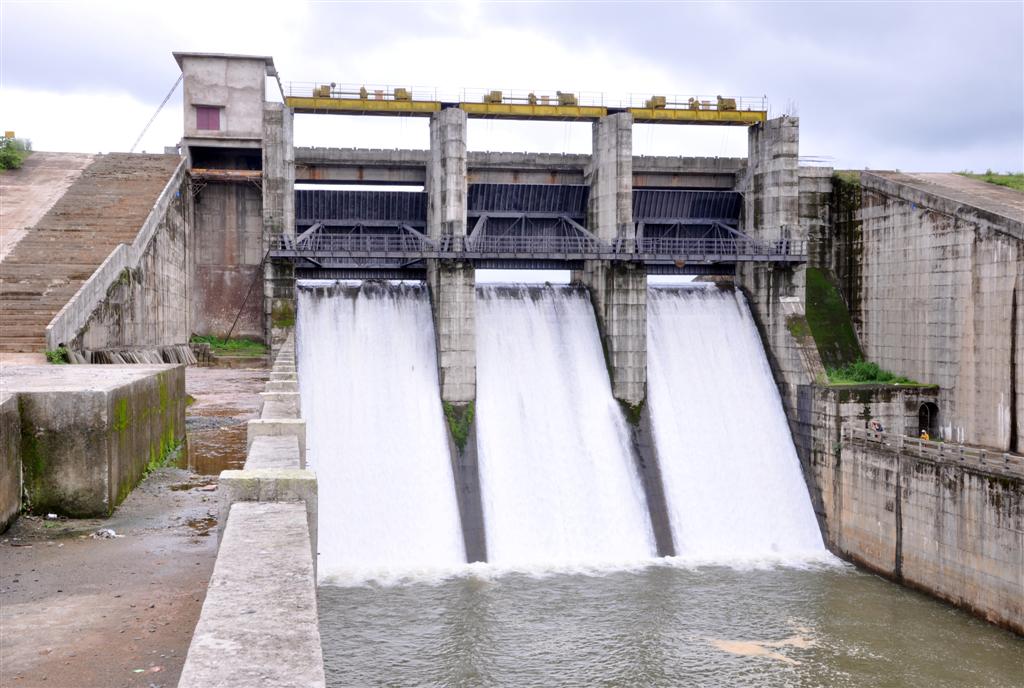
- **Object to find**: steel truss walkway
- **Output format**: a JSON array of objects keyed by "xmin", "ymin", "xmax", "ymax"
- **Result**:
[{"xmin": 273, "ymin": 185, "xmax": 806, "ymax": 277}]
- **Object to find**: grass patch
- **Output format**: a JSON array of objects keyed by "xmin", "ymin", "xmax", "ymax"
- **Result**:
[
  {"xmin": 956, "ymin": 170, "xmax": 1024, "ymax": 192},
  {"xmin": 0, "ymin": 137, "xmax": 31, "ymax": 171},
  {"xmin": 827, "ymin": 360, "xmax": 918, "ymax": 385},
  {"xmin": 443, "ymin": 401, "xmax": 474, "ymax": 452},
  {"xmin": 44, "ymin": 347, "xmax": 68, "ymax": 364},
  {"xmin": 190, "ymin": 334, "xmax": 267, "ymax": 357},
  {"xmin": 804, "ymin": 267, "xmax": 862, "ymax": 369}
]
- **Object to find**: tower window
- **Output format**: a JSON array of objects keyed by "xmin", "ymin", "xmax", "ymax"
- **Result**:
[{"xmin": 196, "ymin": 106, "xmax": 221, "ymax": 131}]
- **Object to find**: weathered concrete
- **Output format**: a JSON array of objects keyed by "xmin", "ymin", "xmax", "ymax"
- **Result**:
[
  {"xmin": 295, "ymin": 146, "xmax": 743, "ymax": 189},
  {"xmin": 628, "ymin": 405, "xmax": 675, "ymax": 556},
  {"xmin": 845, "ymin": 172, "xmax": 1022, "ymax": 451},
  {"xmin": 0, "ymin": 152, "xmax": 95, "ymax": 261},
  {"xmin": 742, "ymin": 116, "xmax": 801, "ymax": 242},
  {"xmin": 262, "ymin": 102, "xmax": 297, "ymax": 354},
  {"xmin": 426, "ymin": 108, "xmax": 476, "ymax": 403},
  {"xmin": 0, "ymin": 392, "xmax": 21, "ymax": 532},
  {"xmin": 244, "ymin": 435, "xmax": 301, "ymax": 470},
  {"xmin": 178, "ymin": 501, "xmax": 325, "ymax": 688},
  {"xmin": 574, "ymin": 113, "xmax": 646, "ymax": 405},
  {"xmin": 218, "ymin": 468, "xmax": 317, "ymax": 559},
  {"xmin": 1, "ymin": 364, "xmax": 186, "ymax": 517},
  {"xmin": 175, "ymin": 52, "xmax": 274, "ymax": 149},
  {"xmin": 446, "ymin": 420, "xmax": 487, "ymax": 563},
  {"xmin": 247, "ymin": 417, "xmax": 305, "ymax": 460},
  {"xmin": 260, "ymin": 391, "xmax": 301, "ymax": 416},
  {"xmin": 48, "ymin": 158, "xmax": 194, "ymax": 355},
  {"xmin": 191, "ymin": 181, "xmax": 265, "ymax": 339},
  {"xmin": 814, "ymin": 429, "xmax": 1023, "ymax": 634}
]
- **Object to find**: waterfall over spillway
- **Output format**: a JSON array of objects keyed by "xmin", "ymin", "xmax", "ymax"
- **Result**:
[
  {"xmin": 475, "ymin": 285, "xmax": 656, "ymax": 565},
  {"xmin": 297, "ymin": 282, "xmax": 466, "ymax": 579},
  {"xmin": 647, "ymin": 286, "xmax": 825, "ymax": 560}
]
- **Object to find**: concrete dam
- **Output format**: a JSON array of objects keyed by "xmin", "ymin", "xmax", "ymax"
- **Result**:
[{"xmin": 1, "ymin": 51, "xmax": 1022, "ymax": 686}]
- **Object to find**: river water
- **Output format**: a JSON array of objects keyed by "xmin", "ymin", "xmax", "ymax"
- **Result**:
[{"xmin": 319, "ymin": 563, "xmax": 1023, "ymax": 687}]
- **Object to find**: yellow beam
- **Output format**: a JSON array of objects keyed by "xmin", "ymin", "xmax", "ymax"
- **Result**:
[
  {"xmin": 459, "ymin": 102, "xmax": 608, "ymax": 121},
  {"xmin": 629, "ymin": 107, "xmax": 767, "ymax": 125},
  {"xmin": 285, "ymin": 96, "xmax": 441, "ymax": 116}
]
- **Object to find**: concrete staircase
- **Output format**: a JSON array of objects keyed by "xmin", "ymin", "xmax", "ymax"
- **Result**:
[{"xmin": 0, "ymin": 153, "xmax": 182, "ymax": 353}]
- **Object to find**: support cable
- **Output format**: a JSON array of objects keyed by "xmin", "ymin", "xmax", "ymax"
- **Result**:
[{"xmin": 129, "ymin": 74, "xmax": 183, "ymax": 153}]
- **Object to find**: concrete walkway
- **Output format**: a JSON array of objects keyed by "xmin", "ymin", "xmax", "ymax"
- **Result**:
[{"xmin": 871, "ymin": 171, "xmax": 1023, "ymax": 225}]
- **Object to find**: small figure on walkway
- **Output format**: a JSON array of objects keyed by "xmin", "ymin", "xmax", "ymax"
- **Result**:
[
  {"xmin": 869, "ymin": 419, "xmax": 884, "ymax": 433},
  {"xmin": 920, "ymin": 429, "xmax": 930, "ymax": 441}
]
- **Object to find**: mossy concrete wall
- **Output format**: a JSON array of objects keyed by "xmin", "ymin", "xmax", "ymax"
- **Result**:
[
  {"xmin": 816, "ymin": 432, "xmax": 1022, "ymax": 634},
  {"xmin": 2, "ymin": 364, "xmax": 186, "ymax": 517},
  {"xmin": 0, "ymin": 393, "xmax": 21, "ymax": 532}
]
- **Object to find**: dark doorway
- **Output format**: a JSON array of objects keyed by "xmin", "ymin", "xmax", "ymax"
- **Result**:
[{"xmin": 918, "ymin": 403, "xmax": 940, "ymax": 438}]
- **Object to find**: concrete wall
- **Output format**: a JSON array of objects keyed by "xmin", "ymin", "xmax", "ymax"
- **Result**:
[
  {"xmin": 294, "ymin": 146, "xmax": 743, "ymax": 188},
  {"xmin": 191, "ymin": 181, "xmax": 264, "ymax": 339},
  {"xmin": 46, "ymin": 160, "xmax": 192, "ymax": 352},
  {"xmin": 576, "ymin": 113, "xmax": 646, "ymax": 406},
  {"xmin": 850, "ymin": 174, "xmax": 1023, "ymax": 451},
  {"xmin": 179, "ymin": 54, "xmax": 267, "ymax": 145},
  {"xmin": 426, "ymin": 109, "xmax": 476, "ymax": 403},
  {"xmin": 2, "ymin": 365, "xmax": 186, "ymax": 518},
  {"xmin": 262, "ymin": 103, "xmax": 296, "ymax": 353},
  {"xmin": 0, "ymin": 393, "xmax": 20, "ymax": 532},
  {"xmin": 59, "ymin": 163, "xmax": 194, "ymax": 353},
  {"xmin": 815, "ymin": 430, "xmax": 1022, "ymax": 634}
]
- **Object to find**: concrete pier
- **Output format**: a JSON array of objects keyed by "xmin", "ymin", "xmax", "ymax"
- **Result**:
[
  {"xmin": 574, "ymin": 112, "xmax": 646, "ymax": 405},
  {"xmin": 426, "ymin": 108, "xmax": 476, "ymax": 404}
]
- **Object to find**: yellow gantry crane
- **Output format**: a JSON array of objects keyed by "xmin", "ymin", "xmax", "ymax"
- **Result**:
[{"xmin": 285, "ymin": 84, "xmax": 767, "ymax": 125}]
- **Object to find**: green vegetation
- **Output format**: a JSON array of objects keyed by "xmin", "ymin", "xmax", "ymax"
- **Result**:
[
  {"xmin": 617, "ymin": 399, "xmax": 645, "ymax": 426},
  {"xmin": 832, "ymin": 170, "xmax": 862, "ymax": 186},
  {"xmin": 826, "ymin": 360, "xmax": 918, "ymax": 385},
  {"xmin": 957, "ymin": 170, "xmax": 1024, "ymax": 192},
  {"xmin": 190, "ymin": 334, "xmax": 267, "ymax": 357},
  {"xmin": 0, "ymin": 137, "xmax": 31, "ymax": 170},
  {"xmin": 44, "ymin": 347, "xmax": 69, "ymax": 364},
  {"xmin": 804, "ymin": 267, "xmax": 862, "ymax": 369},
  {"xmin": 443, "ymin": 401, "xmax": 475, "ymax": 452},
  {"xmin": 271, "ymin": 301, "xmax": 296, "ymax": 329}
]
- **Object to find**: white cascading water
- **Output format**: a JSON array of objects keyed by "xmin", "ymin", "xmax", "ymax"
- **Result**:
[
  {"xmin": 475, "ymin": 285, "xmax": 656, "ymax": 566},
  {"xmin": 296, "ymin": 281, "xmax": 466, "ymax": 580},
  {"xmin": 647, "ymin": 286, "xmax": 826, "ymax": 561}
]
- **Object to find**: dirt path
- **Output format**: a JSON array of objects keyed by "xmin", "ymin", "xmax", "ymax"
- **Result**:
[{"xmin": 0, "ymin": 366, "xmax": 267, "ymax": 687}]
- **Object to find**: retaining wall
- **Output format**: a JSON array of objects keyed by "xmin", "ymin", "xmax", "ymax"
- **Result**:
[
  {"xmin": 0, "ymin": 393, "xmax": 21, "ymax": 532},
  {"xmin": 46, "ymin": 159, "xmax": 194, "ymax": 355},
  {"xmin": 821, "ymin": 429, "xmax": 1023, "ymax": 633},
  {"xmin": 1, "ymin": 365, "xmax": 186, "ymax": 518},
  {"xmin": 180, "ymin": 332, "xmax": 325, "ymax": 687}
]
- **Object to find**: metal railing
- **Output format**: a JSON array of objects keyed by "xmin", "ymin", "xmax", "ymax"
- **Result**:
[
  {"xmin": 843, "ymin": 427, "xmax": 1024, "ymax": 479},
  {"xmin": 274, "ymin": 233, "xmax": 806, "ymax": 263},
  {"xmin": 285, "ymin": 82, "xmax": 767, "ymax": 112}
]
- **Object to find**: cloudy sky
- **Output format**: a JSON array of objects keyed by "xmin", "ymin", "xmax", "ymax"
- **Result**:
[{"xmin": 2, "ymin": 0, "xmax": 1022, "ymax": 172}]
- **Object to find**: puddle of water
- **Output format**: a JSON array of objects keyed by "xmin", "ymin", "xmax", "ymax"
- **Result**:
[
  {"xmin": 185, "ymin": 516, "xmax": 217, "ymax": 537},
  {"xmin": 178, "ymin": 424, "xmax": 248, "ymax": 474}
]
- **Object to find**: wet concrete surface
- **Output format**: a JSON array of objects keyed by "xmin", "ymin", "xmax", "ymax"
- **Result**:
[{"xmin": 0, "ymin": 366, "xmax": 267, "ymax": 687}]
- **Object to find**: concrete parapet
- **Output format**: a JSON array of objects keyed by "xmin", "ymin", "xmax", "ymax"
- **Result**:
[
  {"xmin": 260, "ymin": 391, "xmax": 301, "ymax": 415},
  {"xmin": 1, "ymin": 364, "xmax": 186, "ymax": 517},
  {"xmin": 0, "ymin": 393, "xmax": 21, "ymax": 532},
  {"xmin": 265, "ymin": 379, "xmax": 298, "ymax": 392},
  {"xmin": 245, "ymin": 436, "xmax": 302, "ymax": 470},
  {"xmin": 218, "ymin": 468, "xmax": 318, "ymax": 566},
  {"xmin": 178, "ymin": 501, "xmax": 325, "ymax": 688},
  {"xmin": 247, "ymin": 418, "xmax": 306, "ymax": 460}
]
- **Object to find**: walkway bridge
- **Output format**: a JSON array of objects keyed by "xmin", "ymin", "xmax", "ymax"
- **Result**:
[{"xmin": 271, "ymin": 185, "xmax": 806, "ymax": 278}]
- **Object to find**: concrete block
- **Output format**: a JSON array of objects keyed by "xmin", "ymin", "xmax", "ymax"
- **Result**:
[
  {"xmin": 259, "ymin": 391, "xmax": 300, "ymax": 415},
  {"xmin": 265, "ymin": 379, "xmax": 298, "ymax": 393},
  {"xmin": 247, "ymin": 417, "xmax": 306, "ymax": 459},
  {"xmin": 1, "ymin": 365, "xmax": 185, "ymax": 517},
  {"xmin": 178, "ymin": 502, "xmax": 325, "ymax": 688},
  {"xmin": 218, "ymin": 468, "xmax": 318, "ymax": 565},
  {"xmin": 244, "ymin": 435, "xmax": 302, "ymax": 471},
  {"xmin": 0, "ymin": 393, "xmax": 21, "ymax": 532}
]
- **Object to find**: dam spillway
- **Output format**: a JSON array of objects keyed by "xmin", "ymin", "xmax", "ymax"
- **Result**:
[
  {"xmin": 647, "ymin": 287, "xmax": 825, "ymax": 560},
  {"xmin": 475, "ymin": 285, "xmax": 656, "ymax": 566},
  {"xmin": 296, "ymin": 281, "xmax": 465, "ymax": 580},
  {"xmin": 297, "ymin": 279, "xmax": 824, "ymax": 574}
]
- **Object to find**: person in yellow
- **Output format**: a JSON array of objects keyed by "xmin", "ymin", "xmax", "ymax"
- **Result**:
[{"xmin": 920, "ymin": 429, "xmax": 930, "ymax": 441}]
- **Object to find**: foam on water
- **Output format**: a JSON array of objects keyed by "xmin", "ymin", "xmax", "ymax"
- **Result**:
[
  {"xmin": 647, "ymin": 286, "xmax": 826, "ymax": 560},
  {"xmin": 297, "ymin": 281, "xmax": 466, "ymax": 580},
  {"xmin": 474, "ymin": 284, "xmax": 656, "ymax": 566}
]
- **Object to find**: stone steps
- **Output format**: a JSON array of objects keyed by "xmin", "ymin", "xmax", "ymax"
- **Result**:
[{"xmin": 0, "ymin": 153, "xmax": 180, "ymax": 353}]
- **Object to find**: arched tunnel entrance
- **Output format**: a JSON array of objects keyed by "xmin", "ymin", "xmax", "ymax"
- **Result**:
[{"xmin": 918, "ymin": 402, "xmax": 940, "ymax": 439}]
